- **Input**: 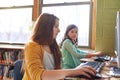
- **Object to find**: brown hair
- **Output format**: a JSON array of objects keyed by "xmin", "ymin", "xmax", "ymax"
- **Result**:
[
  {"xmin": 60, "ymin": 24, "xmax": 78, "ymax": 48},
  {"xmin": 31, "ymin": 13, "xmax": 61, "ymax": 69}
]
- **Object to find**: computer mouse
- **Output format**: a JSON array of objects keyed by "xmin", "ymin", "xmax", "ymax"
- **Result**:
[
  {"xmin": 94, "ymin": 73, "xmax": 102, "ymax": 79},
  {"xmin": 75, "ymin": 73, "xmax": 102, "ymax": 79},
  {"xmin": 75, "ymin": 74, "xmax": 91, "ymax": 79}
]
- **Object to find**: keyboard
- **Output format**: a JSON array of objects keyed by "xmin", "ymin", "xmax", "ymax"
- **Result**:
[
  {"xmin": 110, "ymin": 66, "xmax": 120, "ymax": 77},
  {"xmin": 94, "ymin": 55, "xmax": 111, "ymax": 62},
  {"xmin": 75, "ymin": 61, "xmax": 104, "ymax": 79},
  {"xmin": 81, "ymin": 61, "xmax": 104, "ymax": 73}
]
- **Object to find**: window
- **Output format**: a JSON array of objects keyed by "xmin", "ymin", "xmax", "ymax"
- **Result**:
[
  {"xmin": 0, "ymin": 0, "xmax": 34, "ymax": 44},
  {"xmin": 43, "ymin": 0, "xmax": 91, "ymax": 4},
  {"xmin": 42, "ymin": 0, "xmax": 92, "ymax": 47}
]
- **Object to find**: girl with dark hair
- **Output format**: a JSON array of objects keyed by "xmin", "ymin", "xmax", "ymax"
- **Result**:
[
  {"xmin": 22, "ymin": 13, "xmax": 97, "ymax": 80},
  {"xmin": 61, "ymin": 24, "xmax": 103, "ymax": 69}
]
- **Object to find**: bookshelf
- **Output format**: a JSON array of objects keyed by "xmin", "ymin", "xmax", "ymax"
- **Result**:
[{"xmin": 0, "ymin": 44, "xmax": 24, "ymax": 80}]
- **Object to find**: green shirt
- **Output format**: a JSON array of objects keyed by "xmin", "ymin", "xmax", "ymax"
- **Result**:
[{"xmin": 61, "ymin": 39, "xmax": 88, "ymax": 69}]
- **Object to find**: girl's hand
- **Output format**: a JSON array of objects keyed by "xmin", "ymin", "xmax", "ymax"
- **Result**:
[
  {"xmin": 73, "ymin": 65, "xmax": 97, "ymax": 79},
  {"xmin": 94, "ymin": 51, "xmax": 103, "ymax": 56}
]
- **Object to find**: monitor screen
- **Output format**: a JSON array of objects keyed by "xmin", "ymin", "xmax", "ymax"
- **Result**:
[{"xmin": 115, "ymin": 11, "xmax": 120, "ymax": 68}]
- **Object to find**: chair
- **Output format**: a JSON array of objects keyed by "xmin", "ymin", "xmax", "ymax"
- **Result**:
[{"xmin": 14, "ymin": 60, "xmax": 24, "ymax": 80}]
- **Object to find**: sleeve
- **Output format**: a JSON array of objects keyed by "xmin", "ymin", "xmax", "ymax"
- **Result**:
[
  {"xmin": 63, "ymin": 39, "xmax": 87, "ymax": 59},
  {"xmin": 25, "ymin": 42, "xmax": 45, "ymax": 80}
]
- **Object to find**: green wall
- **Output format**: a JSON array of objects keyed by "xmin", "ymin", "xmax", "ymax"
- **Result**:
[{"xmin": 95, "ymin": 0, "xmax": 120, "ymax": 56}]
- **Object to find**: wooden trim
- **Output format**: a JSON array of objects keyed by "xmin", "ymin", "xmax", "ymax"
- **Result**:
[
  {"xmin": 91, "ymin": 0, "xmax": 96, "ymax": 49},
  {"xmin": 32, "ymin": 0, "xmax": 40, "ymax": 21}
]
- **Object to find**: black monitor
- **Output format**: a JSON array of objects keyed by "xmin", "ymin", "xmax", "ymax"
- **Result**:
[{"xmin": 115, "ymin": 11, "xmax": 120, "ymax": 68}]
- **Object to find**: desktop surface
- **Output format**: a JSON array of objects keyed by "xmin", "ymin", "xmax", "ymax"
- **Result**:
[
  {"xmin": 110, "ymin": 66, "xmax": 120, "ymax": 77},
  {"xmin": 65, "ymin": 57, "xmax": 120, "ymax": 80}
]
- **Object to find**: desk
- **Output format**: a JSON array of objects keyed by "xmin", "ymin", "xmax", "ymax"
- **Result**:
[{"xmin": 65, "ymin": 57, "xmax": 120, "ymax": 80}]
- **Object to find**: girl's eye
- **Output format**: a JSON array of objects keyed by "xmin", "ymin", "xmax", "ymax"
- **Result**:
[{"xmin": 55, "ymin": 25, "xmax": 59, "ymax": 28}]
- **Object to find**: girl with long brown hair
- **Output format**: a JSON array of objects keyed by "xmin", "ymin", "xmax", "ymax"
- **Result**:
[{"xmin": 22, "ymin": 13, "xmax": 97, "ymax": 80}]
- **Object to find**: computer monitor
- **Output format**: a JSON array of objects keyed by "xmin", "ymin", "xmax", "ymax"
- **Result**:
[{"xmin": 115, "ymin": 11, "xmax": 120, "ymax": 68}]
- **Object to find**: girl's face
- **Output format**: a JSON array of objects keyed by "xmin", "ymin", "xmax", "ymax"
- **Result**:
[
  {"xmin": 53, "ymin": 19, "xmax": 60, "ymax": 39},
  {"xmin": 68, "ymin": 28, "xmax": 78, "ymax": 41}
]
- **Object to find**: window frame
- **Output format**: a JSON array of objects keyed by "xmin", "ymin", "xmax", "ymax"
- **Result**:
[
  {"xmin": 0, "ymin": 5, "xmax": 34, "ymax": 20},
  {"xmin": 40, "ymin": 0, "xmax": 93, "ymax": 48},
  {"xmin": 0, "ymin": 4, "xmax": 33, "ymax": 45}
]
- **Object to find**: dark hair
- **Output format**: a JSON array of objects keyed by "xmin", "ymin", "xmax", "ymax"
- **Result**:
[
  {"xmin": 60, "ymin": 24, "xmax": 78, "ymax": 47},
  {"xmin": 31, "ymin": 13, "xmax": 61, "ymax": 69}
]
